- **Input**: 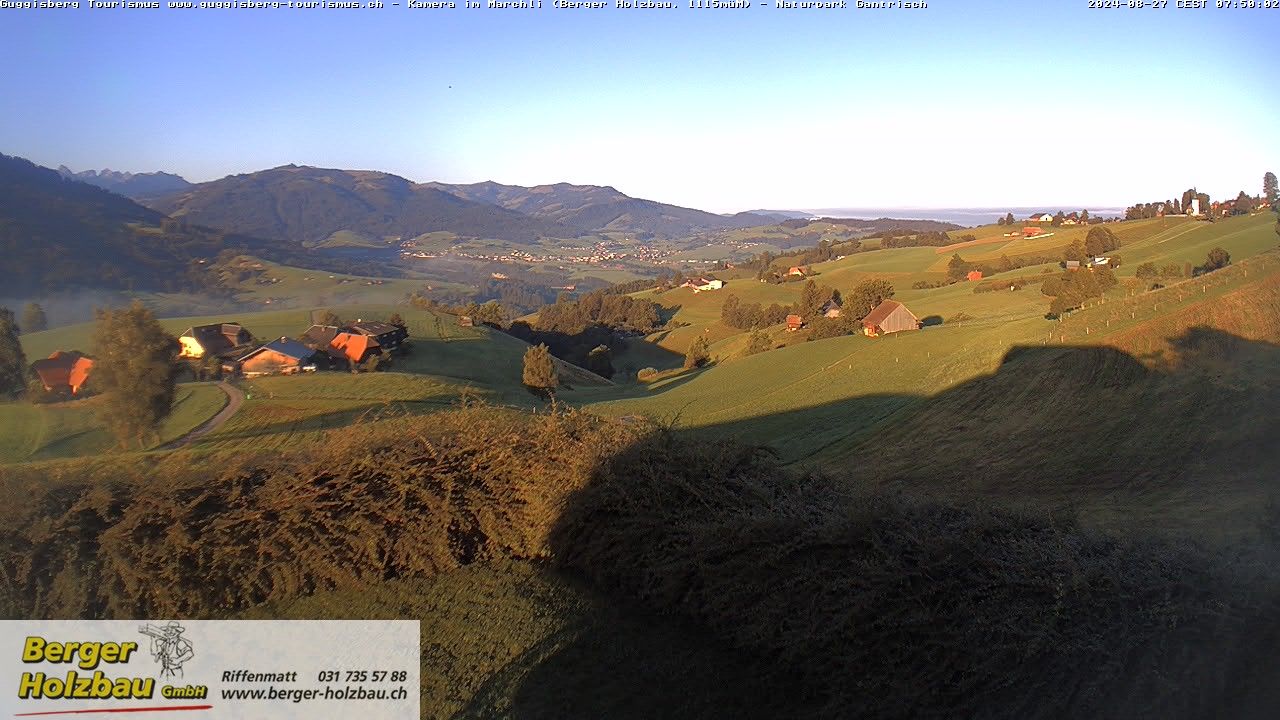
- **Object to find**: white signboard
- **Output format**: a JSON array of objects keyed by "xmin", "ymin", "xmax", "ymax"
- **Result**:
[{"xmin": 0, "ymin": 620, "xmax": 419, "ymax": 719}]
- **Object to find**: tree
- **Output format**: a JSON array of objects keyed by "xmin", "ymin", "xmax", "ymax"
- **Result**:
[
  {"xmin": 387, "ymin": 312, "xmax": 405, "ymax": 328},
  {"xmin": 946, "ymin": 254, "xmax": 971, "ymax": 283},
  {"xmin": 845, "ymin": 279, "xmax": 896, "ymax": 320},
  {"xmin": 798, "ymin": 279, "xmax": 825, "ymax": 319},
  {"xmin": 0, "ymin": 307, "xmax": 27, "ymax": 399},
  {"xmin": 684, "ymin": 335, "xmax": 711, "ymax": 369},
  {"xmin": 586, "ymin": 344, "xmax": 614, "ymax": 379},
  {"xmin": 1052, "ymin": 211, "xmax": 1065, "ymax": 226},
  {"xmin": 21, "ymin": 303, "xmax": 47, "ymax": 334},
  {"xmin": 522, "ymin": 343, "xmax": 558, "ymax": 393},
  {"xmin": 1264, "ymin": 171, "xmax": 1278, "ymax": 207},
  {"xmin": 1080, "ymin": 209, "xmax": 1090, "ymax": 224},
  {"xmin": 1202, "ymin": 247, "xmax": 1231, "ymax": 273},
  {"xmin": 996, "ymin": 216, "xmax": 1005, "ymax": 226},
  {"xmin": 1233, "ymin": 191, "xmax": 1253, "ymax": 215},
  {"xmin": 318, "ymin": 309, "xmax": 343, "ymax": 327},
  {"xmin": 1084, "ymin": 226, "xmax": 1119, "ymax": 257},
  {"xmin": 90, "ymin": 301, "xmax": 180, "ymax": 448},
  {"xmin": 1004, "ymin": 212, "xmax": 1015, "ymax": 226},
  {"xmin": 745, "ymin": 328, "xmax": 771, "ymax": 356},
  {"xmin": 1135, "ymin": 262, "xmax": 1158, "ymax": 281}
]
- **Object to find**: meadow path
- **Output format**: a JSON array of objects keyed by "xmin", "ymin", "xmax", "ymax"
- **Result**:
[{"xmin": 160, "ymin": 381, "xmax": 244, "ymax": 450}]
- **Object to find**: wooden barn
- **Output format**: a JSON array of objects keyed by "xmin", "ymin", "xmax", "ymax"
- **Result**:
[
  {"xmin": 30, "ymin": 351, "xmax": 95, "ymax": 395},
  {"xmin": 967, "ymin": 270, "xmax": 983, "ymax": 282},
  {"xmin": 236, "ymin": 338, "xmax": 319, "ymax": 378},
  {"xmin": 786, "ymin": 314, "xmax": 805, "ymax": 331},
  {"xmin": 861, "ymin": 300, "xmax": 919, "ymax": 337}
]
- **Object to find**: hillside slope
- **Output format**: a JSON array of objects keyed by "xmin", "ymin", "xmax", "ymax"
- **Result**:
[
  {"xmin": 0, "ymin": 154, "xmax": 290, "ymax": 295},
  {"xmin": 147, "ymin": 165, "xmax": 585, "ymax": 246},
  {"xmin": 428, "ymin": 180, "xmax": 773, "ymax": 238}
]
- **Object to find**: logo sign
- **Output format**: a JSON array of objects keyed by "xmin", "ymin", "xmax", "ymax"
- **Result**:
[{"xmin": 1, "ymin": 620, "xmax": 418, "ymax": 718}]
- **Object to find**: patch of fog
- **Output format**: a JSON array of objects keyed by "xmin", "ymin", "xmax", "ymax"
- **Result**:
[{"xmin": 0, "ymin": 291, "xmax": 261, "ymax": 329}]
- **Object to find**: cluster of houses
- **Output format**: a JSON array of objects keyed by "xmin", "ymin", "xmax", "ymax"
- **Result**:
[
  {"xmin": 785, "ymin": 298, "xmax": 920, "ymax": 338},
  {"xmin": 177, "ymin": 319, "xmax": 409, "ymax": 378}
]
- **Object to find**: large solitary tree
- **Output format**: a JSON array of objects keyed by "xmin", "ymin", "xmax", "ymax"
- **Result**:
[
  {"xmin": 90, "ymin": 301, "xmax": 180, "ymax": 448},
  {"xmin": 1264, "ymin": 171, "xmax": 1278, "ymax": 207},
  {"xmin": 0, "ymin": 308, "xmax": 27, "ymax": 399},
  {"xmin": 684, "ymin": 335, "xmax": 711, "ymax": 369},
  {"xmin": 522, "ymin": 343, "xmax": 558, "ymax": 394}
]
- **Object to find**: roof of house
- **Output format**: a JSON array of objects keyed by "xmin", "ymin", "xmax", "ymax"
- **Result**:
[
  {"xmin": 301, "ymin": 324, "xmax": 340, "ymax": 348},
  {"xmin": 30, "ymin": 351, "xmax": 94, "ymax": 389},
  {"xmin": 241, "ymin": 337, "xmax": 317, "ymax": 363},
  {"xmin": 345, "ymin": 321, "xmax": 402, "ymax": 336},
  {"xmin": 786, "ymin": 314, "xmax": 804, "ymax": 325},
  {"xmin": 821, "ymin": 298, "xmax": 842, "ymax": 311},
  {"xmin": 861, "ymin": 299, "xmax": 907, "ymax": 326},
  {"xmin": 182, "ymin": 322, "xmax": 251, "ymax": 355},
  {"xmin": 328, "ymin": 332, "xmax": 382, "ymax": 363}
]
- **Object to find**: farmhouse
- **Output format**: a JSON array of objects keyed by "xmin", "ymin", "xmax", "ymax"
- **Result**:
[
  {"xmin": 786, "ymin": 314, "xmax": 805, "ymax": 331},
  {"xmin": 820, "ymin": 298, "xmax": 842, "ymax": 318},
  {"xmin": 328, "ymin": 332, "xmax": 383, "ymax": 367},
  {"xmin": 1029, "ymin": 213, "xmax": 1054, "ymax": 223},
  {"xmin": 967, "ymin": 270, "xmax": 983, "ymax": 282},
  {"xmin": 861, "ymin": 300, "xmax": 919, "ymax": 337},
  {"xmin": 1022, "ymin": 226, "xmax": 1043, "ymax": 237},
  {"xmin": 457, "ymin": 315, "xmax": 474, "ymax": 327},
  {"xmin": 344, "ymin": 320, "xmax": 409, "ymax": 351},
  {"xmin": 300, "ymin": 324, "xmax": 386, "ymax": 366},
  {"xmin": 30, "ymin": 351, "xmax": 94, "ymax": 395},
  {"xmin": 179, "ymin": 322, "xmax": 254, "ymax": 359},
  {"xmin": 787, "ymin": 266, "xmax": 810, "ymax": 277},
  {"xmin": 237, "ymin": 338, "xmax": 320, "ymax": 378},
  {"xmin": 682, "ymin": 277, "xmax": 724, "ymax": 292}
]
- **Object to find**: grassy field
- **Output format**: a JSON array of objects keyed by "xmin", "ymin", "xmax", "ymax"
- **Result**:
[{"xmin": 0, "ymin": 382, "xmax": 227, "ymax": 464}]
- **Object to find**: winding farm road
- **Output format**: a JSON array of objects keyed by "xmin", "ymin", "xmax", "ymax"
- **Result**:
[{"xmin": 161, "ymin": 381, "xmax": 244, "ymax": 450}]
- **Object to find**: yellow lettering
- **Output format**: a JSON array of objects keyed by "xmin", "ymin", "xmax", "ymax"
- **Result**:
[{"xmin": 22, "ymin": 636, "xmax": 46, "ymax": 662}]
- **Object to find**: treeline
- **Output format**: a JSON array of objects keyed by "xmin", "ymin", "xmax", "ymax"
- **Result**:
[
  {"xmin": 720, "ymin": 278, "xmax": 896, "ymax": 342},
  {"xmin": 504, "ymin": 290, "xmax": 665, "ymax": 376},
  {"xmin": 882, "ymin": 230, "xmax": 970, "ymax": 248},
  {"xmin": 1041, "ymin": 266, "xmax": 1118, "ymax": 316}
]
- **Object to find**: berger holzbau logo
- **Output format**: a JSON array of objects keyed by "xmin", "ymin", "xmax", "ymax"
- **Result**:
[{"xmin": 17, "ymin": 622, "xmax": 209, "ymax": 704}]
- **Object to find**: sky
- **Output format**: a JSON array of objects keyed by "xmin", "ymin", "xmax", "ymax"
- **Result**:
[{"xmin": 1, "ymin": 1, "xmax": 1275, "ymax": 212}]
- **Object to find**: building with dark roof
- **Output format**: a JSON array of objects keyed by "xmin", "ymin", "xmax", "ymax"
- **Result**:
[
  {"xmin": 30, "ymin": 351, "xmax": 95, "ymax": 395},
  {"xmin": 861, "ymin": 300, "xmax": 919, "ymax": 337},
  {"xmin": 237, "ymin": 337, "xmax": 319, "ymax": 377}
]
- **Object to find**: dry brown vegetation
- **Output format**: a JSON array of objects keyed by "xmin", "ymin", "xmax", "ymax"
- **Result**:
[{"xmin": 0, "ymin": 405, "xmax": 641, "ymax": 618}]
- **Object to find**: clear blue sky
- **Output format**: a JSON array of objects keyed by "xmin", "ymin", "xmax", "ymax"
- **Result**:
[{"xmin": 1, "ymin": 2, "xmax": 1275, "ymax": 211}]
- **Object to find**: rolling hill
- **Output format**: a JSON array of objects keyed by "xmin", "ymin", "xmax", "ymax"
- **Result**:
[
  {"xmin": 0, "ymin": 154, "xmax": 295, "ymax": 296},
  {"xmin": 146, "ymin": 165, "xmax": 585, "ymax": 247},
  {"xmin": 427, "ymin": 180, "xmax": 775, "ymax": 238}
]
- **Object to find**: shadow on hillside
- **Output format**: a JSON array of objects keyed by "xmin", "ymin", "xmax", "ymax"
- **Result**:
[{"xmin": 515, "ymin": 326, "xmax": 1280, "ymax": 719}]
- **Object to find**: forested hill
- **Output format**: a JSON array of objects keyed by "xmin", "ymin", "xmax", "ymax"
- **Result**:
[
  {"xmin": 146, "ymin": 165, "xmax": 588, "ymax": 246},
  {"xmin": 0, "ymin": 154, "xmax": 295, "ymax": 296},
  {"xmin": 427, "ymin": 180, "xmax": 775, "ymax": 238}
]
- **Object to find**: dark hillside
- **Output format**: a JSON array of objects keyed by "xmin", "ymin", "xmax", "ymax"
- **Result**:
[{"xmin": 149, "ymin": 166, "xmax": 584, "ymax": 245}]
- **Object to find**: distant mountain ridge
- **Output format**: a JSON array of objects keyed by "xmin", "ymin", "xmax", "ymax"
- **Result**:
[
  {"xmin": 145, "ymin": 165, "xmax": 584, "ymax": 247},
  {"xmin": 57, "ymin": 165, "xmax": 192, "ymax": 199},
  {"xmin": 426, "ymin": 180, "xmax": 775, "ymax": 238}
]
